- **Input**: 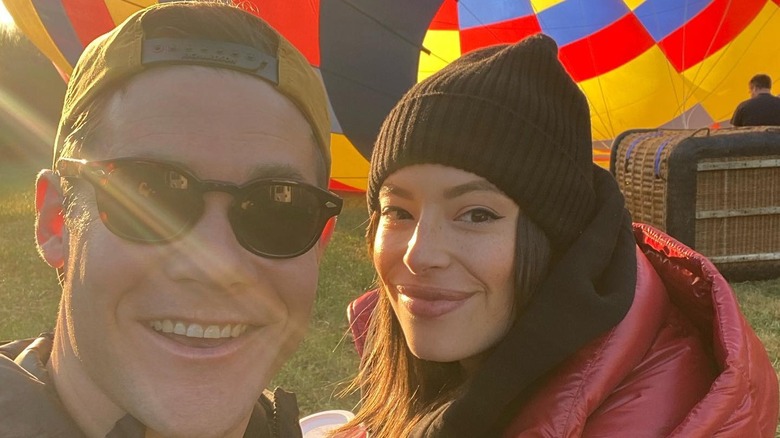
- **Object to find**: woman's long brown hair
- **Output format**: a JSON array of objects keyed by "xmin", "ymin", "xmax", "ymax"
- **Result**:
[{"xmin": 336, "ymin": 209, "xmax": 552, "ymax": 438}]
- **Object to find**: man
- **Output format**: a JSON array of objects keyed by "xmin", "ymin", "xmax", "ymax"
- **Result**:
[
  {"xmin": 731, "ymin": 73, "xmax": 780, "ymax": 127},
  {"xmin": 0, "ymin": 2, "xmax": 342, "ymax": 437}
]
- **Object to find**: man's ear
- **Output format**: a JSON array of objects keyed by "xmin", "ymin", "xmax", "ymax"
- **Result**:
[
  {"xmin": 35, "ymin": 170, "xmax": 67, "ymax": 269},
  {"xmin": 315, "ymin": 216, "xmax": 337, "ymax": 261}
]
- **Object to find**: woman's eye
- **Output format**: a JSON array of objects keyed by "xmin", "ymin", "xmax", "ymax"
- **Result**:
[
  {"xmin": 380, "ymin": 206, "xmax": 413, "ymax": 221},
  {"xmin": 457, "ymin": 208, "xmax": 502, "ymax": 223}
]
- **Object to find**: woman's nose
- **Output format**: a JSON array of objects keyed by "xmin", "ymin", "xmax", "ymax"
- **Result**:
[{"xmin": 402, "ymin": 217, "xmax": 451, "ymax": 275}]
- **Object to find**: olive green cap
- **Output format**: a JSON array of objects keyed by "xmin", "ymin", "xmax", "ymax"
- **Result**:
[{"xmin": 54, "ymin": 2, "xmax": 331, "ymax": 175}]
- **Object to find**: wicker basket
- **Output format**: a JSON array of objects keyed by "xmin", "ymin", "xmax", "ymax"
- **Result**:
[{"xmin": 610, "ymin": 127, "xmax": 780, "ymax": 281}]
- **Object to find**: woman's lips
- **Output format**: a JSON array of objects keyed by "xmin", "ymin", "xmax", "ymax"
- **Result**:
[{"xmin": 396, "ymin": 286, "xmax": 473, "ymax": 319}]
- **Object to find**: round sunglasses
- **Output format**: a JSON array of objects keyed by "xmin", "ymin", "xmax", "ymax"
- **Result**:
[{"xmin": 56, "ymin": 158, "xmax": 343, "ymax": 259}]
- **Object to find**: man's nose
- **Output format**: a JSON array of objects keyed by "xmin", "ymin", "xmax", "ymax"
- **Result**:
[{"xmin": 164, "ymin": 194, "xmax": 256, "ymax": 289}]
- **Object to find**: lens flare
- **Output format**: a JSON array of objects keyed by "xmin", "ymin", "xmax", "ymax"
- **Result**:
[
  {"xmin": 0, "ymin": 87, "xmax": 56, "ymax": 161},
  {"xmin": 0, "ymin": 2, "xmax": 14, "ymax": 28}
]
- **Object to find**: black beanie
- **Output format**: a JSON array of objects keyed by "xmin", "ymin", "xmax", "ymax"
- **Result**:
[{"xmin": 368, "ymin": 34, "xmax": 596, "ymax": 248}]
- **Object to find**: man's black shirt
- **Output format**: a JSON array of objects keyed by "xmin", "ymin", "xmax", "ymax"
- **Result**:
[{"xmin": 731, "ymin": 93, "xmax": 780, "ymax": 127}]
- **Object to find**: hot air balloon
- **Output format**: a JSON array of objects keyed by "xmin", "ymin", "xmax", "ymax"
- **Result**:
[{"xmin": 5, "ymin": 0, "xmax": 780, "ymax": 190}]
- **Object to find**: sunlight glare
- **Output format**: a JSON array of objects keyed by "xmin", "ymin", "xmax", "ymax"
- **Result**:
[{"xmin": 0, "ymin": 1, "xmax": 15, "ymax": 28}]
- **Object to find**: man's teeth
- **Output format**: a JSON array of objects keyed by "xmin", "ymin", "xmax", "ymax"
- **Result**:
[{"xmin": 150, "ymin": 320, "xmax": 248, "ymax": 339}]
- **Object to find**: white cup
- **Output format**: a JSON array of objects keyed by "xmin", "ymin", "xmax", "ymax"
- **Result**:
[{"xmin": 300, "ymin": 409, "xmax": 362, "ymax": 437}]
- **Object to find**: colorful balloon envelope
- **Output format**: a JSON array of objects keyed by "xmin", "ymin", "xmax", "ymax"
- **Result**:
[{"xmin": 6, "ymin": 0, "xmax": 780, "ymax": 191}]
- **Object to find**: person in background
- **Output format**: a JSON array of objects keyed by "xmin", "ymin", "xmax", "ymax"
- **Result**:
[
  {"xmin": 731, "ymin": 73, "xmax": 780, "ymax": 126},
  {"xmin": 340, "ymin": 35, "xmax": 778, "ymax": 437},
  {"xmin": 0, "ymin": 2, "xmax": 342, "ymax": 437}
]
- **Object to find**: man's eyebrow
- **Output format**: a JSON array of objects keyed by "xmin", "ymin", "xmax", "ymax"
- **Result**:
[
  {"xmin": 247, "ymin": 163, "xmax": 306, "ymax": 181},
  {"xmin": 127, "ymin": 153, "xmax": 308, "ymax": 181},
  {"xmin": 443, "ymin": 180, "xmax": 502, "ymax": 199}
]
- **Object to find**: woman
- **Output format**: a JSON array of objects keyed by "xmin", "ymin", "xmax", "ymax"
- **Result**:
[{"xmin": 339, "ymin": 35, "xmax": 778, "ymax": 437}]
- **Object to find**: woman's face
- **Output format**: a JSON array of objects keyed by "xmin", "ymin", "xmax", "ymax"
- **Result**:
[{"xmin": 373, "ymin": 164, "xmax": 519, "ymax": 369}]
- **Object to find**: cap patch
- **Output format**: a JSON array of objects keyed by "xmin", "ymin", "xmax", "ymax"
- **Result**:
[{"xmin": 141, "ymin": 38, "xmax": 279, "ymax": 84}]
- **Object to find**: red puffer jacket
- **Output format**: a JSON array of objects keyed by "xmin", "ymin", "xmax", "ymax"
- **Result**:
[{"xmin": 347, "ymin": 224, "xmax": 779, "ymax": 437}]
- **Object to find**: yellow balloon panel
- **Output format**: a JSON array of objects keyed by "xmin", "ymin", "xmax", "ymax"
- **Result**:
[
  {"xmin": 3, "ymin": 2, "xmax": 72, "ymax": 76},
  {"xmin": 418, "ymin": 30, "xmax": 460, "ymax": 83},
  {"xmin": 622, "ymin": 0, "xmax": 646, "ymax": 11},
  {"xmin": 530, "ymin": 0, "xmax": 565, "ymax": 13},
  {"xmin": 330, "ymin": 133, "xmax": 370, "ymax": 191},
  {"xmin": 579, "ymin": 45, "xmax": 695, "ymax": 141},
  {"xmin": 104, "ymin": 0, "xmax": 156, "ymax": 26},
  {"xmin": 684, "ymin": 1, "xmax": 780, "ymax": 123}
]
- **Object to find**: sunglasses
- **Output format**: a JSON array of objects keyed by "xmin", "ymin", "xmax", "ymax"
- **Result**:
[{"xmin": 56, "ymin": 158, "xmax": 343, "ymax": 259}]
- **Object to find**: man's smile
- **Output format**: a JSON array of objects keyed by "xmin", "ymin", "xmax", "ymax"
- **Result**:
[{"xmin": 149, "ymin": 319, "xmax": 249, "ymax": 339}]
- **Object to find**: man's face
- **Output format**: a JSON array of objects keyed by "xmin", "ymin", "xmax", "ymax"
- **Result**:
[{"xmin": 57, "ymin": 67, "xmax": 323, "ymax": 436}]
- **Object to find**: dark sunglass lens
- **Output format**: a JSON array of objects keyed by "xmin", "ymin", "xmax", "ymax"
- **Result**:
[
  {"xmin": 232, "ymin": 184, "xmax": 323, "ymax": 256},
  {"xmin": 95, "ymin": 163, "xmax": 201, "ymax": 242}
]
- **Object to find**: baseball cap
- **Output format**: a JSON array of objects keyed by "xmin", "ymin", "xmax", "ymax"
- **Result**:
[{"xmin": 54, "ymin": 1, "xmax": 331, "ymax": 174}]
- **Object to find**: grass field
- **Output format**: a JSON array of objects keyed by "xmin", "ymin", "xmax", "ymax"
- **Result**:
[{"xmin": 1, "ymin": 160, "xmax": 779, "ymax": 422}]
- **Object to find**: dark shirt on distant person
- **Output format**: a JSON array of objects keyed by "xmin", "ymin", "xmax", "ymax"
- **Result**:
[{"xmin": 731, "ymin": 93, "xmax": 780, "ymax": 127}]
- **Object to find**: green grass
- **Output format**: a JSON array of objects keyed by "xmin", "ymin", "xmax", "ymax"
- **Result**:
[
  {"xmin": 271, "ymin": 192, "xmax": 374, "ymax": 413},
  {"xmin": 730, "ymin": 279, "xmax": 780, "ymax": 379},
  {"xmin": 1, "ymin": 161, "xmax": 778, "ymax": 422},
  {"xmin": 0, "ymin": 163, "xmax": 61, "ymax": 339}
]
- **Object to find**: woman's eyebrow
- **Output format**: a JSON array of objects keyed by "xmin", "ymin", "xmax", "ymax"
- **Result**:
[
  {"xmin": 379, "ymin": 184, "xmax": 413, "ymax": 199},
  {"xmin": 380, "ymin": 180, "xmax": 501, "ymax": 200},
  {"xmin": 444, "ymin": 180, "xmax": 501, "ymax": 199}
]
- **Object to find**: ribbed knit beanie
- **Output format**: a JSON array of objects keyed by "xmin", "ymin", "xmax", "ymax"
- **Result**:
[{"xmin": 367, "ymin": 34, "xmax": 596, "ymax": 248}]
